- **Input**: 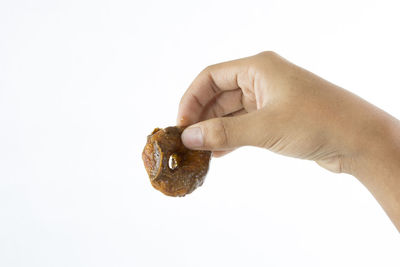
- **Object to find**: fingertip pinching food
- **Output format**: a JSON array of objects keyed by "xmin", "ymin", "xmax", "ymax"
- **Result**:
[{"xmin": 142, "ymin": 126, "xmax": 211, "ymax": 197}]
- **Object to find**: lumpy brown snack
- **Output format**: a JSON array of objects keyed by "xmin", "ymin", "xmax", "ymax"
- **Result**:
[{"xmin": 142, "ymin": 126, "xmax": 211, "ymax": 197}]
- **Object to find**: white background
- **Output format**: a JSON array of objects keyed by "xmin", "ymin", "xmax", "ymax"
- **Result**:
[{"xmin": 1, "ymin": 0, "xmax": 400, "ymax": 266}]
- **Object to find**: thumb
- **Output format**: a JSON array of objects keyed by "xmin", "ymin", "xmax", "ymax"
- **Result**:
[{"xmin": 181, "ymin": 112, "xmax": 263, "ymax": 151}]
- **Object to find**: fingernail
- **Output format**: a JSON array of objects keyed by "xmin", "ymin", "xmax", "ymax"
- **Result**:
[{"xmin": 181, "ymin": 127, "xmax": 203, "ymax": 148}]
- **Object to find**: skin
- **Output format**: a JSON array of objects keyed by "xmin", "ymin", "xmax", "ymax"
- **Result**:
[{"xmin": 177, "ymin": 51, "xmax": 400, "ymax": 231}]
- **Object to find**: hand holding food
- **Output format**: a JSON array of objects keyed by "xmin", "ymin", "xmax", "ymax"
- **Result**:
[{"xmin": 142, "ymin": 126, "xmax": 211, "ymax": 197}]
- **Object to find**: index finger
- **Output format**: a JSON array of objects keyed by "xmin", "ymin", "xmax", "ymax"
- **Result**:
[{"xmin": 177, "ymin": 57, "xmax": 251, "ymax": 126}]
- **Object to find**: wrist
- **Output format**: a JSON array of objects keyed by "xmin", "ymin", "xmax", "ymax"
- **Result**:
[
  {"xmin": 348, "ymin": 111, "xmax": 400, "ymax": 231},
  {"xmin": 350, "ymin": 113, "xmax": 400, "ymax": 180}
]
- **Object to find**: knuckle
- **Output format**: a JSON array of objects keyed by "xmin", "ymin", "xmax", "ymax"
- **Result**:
[
  {"xmin": 205, "ymin": 119, "xmax": 229, "ymax": 148},
  {"xmin": 198, "ymin": 65, "xmax": 215, "ymax": 82},
  {"xmin": 201, "ymin": 65, "xmax": 213, "ymax": 75},
  {"xmin": 258, "ymin": 50, "xmax": 278, "ymax": 58},
  {"xmin": 251, "ymin": 51, "xmax": 280, "ymax": 73}
]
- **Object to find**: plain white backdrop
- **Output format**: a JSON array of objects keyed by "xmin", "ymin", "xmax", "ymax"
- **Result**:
[{"xmin": 1, "ymin": 0, "xmax": 400, "ymax": 266}]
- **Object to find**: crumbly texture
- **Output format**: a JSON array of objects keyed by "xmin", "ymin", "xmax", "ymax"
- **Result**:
[{"xmin": 142, "ymin": 126, "xmax": 211, "ymax": 197}]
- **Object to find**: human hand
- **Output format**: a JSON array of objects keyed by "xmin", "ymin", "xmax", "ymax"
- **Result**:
[
  {"xmin": 177, "ymin": 52, "xmax": 400, "ymax": 231},
  {"xmin": 177, "ymin": 52, "xmax": 383, "ymax": 173}
]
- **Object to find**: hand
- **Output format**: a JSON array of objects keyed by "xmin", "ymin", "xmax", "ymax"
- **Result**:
[
  {"xmin": 177, "ymin": 52, "xmax": 400, "ymax": 231},
  {"xmin": 177, "ymin": 52, "xmax": 381, "ymax": 173}
]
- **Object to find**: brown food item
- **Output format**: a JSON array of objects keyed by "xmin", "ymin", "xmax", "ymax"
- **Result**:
[{"xmin": 142, "ymin": 126, "xmax": 211, "ymax": 197}]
